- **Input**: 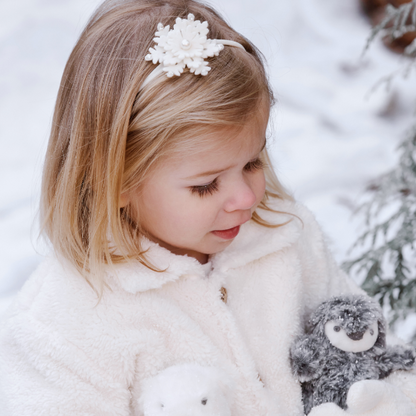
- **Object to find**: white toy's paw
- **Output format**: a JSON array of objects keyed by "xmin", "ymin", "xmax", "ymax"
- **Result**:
[
  {"xmin": 345, "ymin": 379, "xmax": 416, "ymax": 416},
  {"xmin": 138, "ymin": 363, "xmax": 234, "ymax": 416},
  {"xmin": 308, "ymin": 402, "xmax": 346, "ymax": 416},
  {"xmin": 346, "ymin": 380, "xmax": 384, "ymax": 413},
  {"xmin": 308, "ymin": 379, "xmax": 416, "ymax": 416}
]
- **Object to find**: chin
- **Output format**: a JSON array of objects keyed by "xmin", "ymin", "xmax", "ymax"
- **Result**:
[{"xmin": 207, "ymin": 239, "xmax": 234, "ymax": 254}]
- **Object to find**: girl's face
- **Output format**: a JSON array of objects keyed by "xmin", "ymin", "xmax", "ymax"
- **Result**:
[{"xmin": 123, "ymin": 109, "xmax": 268, "ymax": 264}]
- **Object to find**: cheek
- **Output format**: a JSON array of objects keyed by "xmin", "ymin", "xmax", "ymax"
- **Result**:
[
  {"xmin": 254, "ymin": 170, "xmax": 266, "ymax": 203},
  {"xmin": 144, "ymin": 189, "xmax": 185, "ymax": 224},
  {"xmin": 141, "ymin": 185, "xmax": 214, "ymax": 232},
  {"xmin": 178, "ymin": 196, "xmax": 219, "ymax": 227}
]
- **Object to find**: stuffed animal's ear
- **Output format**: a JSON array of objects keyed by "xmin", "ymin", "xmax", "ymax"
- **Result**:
[{"xmin": 308, "ymin": 297, "xmax": 346, "ymax": 336}]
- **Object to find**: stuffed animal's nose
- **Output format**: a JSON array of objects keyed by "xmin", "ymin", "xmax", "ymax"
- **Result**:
[{"xmin": 347, "ymin": 331, "xmax": 365, "ymax": 341}]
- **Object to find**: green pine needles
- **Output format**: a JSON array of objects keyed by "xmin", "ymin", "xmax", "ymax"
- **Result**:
[
  {"xmin": 343, "ymin": 129, "xmax": 416, "ymax": 336},
  {"xmin": 344, "ymin": 0, "xmax": 416, "ymax": 344}
]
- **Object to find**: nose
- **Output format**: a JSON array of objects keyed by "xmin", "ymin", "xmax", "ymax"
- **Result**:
[
  {"xmin": 347, "ymin": 331, "xmax": 365, "ymax": 341},
  {"xmin": 223, "ymin": 176, "xmax": 258, "ymax": 213}
]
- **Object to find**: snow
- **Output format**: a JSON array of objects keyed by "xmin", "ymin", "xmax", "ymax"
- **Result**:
[{"xmin": 0, "ymin": 0, "xmax": 415, "ymax": 336}]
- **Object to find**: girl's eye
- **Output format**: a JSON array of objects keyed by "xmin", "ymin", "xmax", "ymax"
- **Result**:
[
  {"xmin": 244, "ymin": 157, "xmax": 265, "ymax": 172},
  {"xmin": 190, "ymin": 178, "xmax": 219, "ymax": 197}
]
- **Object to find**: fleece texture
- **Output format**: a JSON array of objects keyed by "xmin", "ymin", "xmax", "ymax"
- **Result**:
[{"xmin": 0, "ymin": 199, "xmax": 414, "ymax": 416}]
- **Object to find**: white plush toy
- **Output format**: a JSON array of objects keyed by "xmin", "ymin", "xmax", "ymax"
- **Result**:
[
  {"xmin": 309, "ymin": 378, "xmax": 416, "ymax": 416},
  {"xmin": 138, "ymin": 363, "xmax": 235, "ymax": 416}
]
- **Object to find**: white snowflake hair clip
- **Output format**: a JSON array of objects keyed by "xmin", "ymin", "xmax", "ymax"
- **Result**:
[{"xmin": 142, "ymin": 13, "xmax": 245, "ymax": 88}]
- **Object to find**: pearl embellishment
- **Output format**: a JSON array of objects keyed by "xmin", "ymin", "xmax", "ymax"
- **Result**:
[{"xmin": 181, "ymin": 39, "xmax": 191, "ymax": 49}]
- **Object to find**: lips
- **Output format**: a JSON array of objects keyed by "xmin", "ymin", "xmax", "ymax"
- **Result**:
[{"xmin": 211, "ymin": 225, "xmax": 241, "ymax": 240}]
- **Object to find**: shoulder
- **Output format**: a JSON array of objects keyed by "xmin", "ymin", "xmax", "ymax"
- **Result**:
[
  {"xmin": 0, "ymin": 257, "xmax": 143, "ymax": 353},
  {"xmin": 0, "ymin": 258, "xmax": 156, "ymax": 414},
  {"xmin": 3, "ymin": 257, "xmax": 100, "ymax": 322},
  {"xmin": 0, "ymin": 256, "xmax": 160, "ymax": 386}
]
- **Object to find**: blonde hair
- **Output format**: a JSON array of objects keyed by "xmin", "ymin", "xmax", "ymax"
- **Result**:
[{"xmin": 41, "ymin": 0, "xmax": 293, "ymax": 289}]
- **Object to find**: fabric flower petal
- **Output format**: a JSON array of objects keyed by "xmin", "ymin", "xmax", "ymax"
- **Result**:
[
  {"xmin": 144, "ymin": 13, "xmax": 242, "ymax": 80},
  {"xmin": 191, "ymin": 61, "xmax": 211, "ymax": 76},
  {"xmin": 162, "ymin": 63, "xmax": 186, "ymax": 77}
]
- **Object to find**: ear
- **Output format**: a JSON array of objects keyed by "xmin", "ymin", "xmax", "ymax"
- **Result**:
[{"xmin": 119, "ymin": 192, "xmax": 130, "ymax": 208}]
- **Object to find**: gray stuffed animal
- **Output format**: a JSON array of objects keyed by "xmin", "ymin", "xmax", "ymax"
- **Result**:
[{"xmin": 290, "ymin": 294, "xmax": 415, "ymax": 415}]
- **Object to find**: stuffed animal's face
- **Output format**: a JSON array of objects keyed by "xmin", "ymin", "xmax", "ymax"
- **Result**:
[
  {"xmin": 324, "ymin": 319, "xmax": 379, "ymax": 352},
  {"xmin": 309, "ymin": 295, "xmax": 386, "ymax": 353},
  {"xmin": 139, "ymin": 364, "xmax": 234, "ymax": 416}
]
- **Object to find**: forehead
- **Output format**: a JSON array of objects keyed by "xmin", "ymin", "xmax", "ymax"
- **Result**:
[
  {"xmin": 170, "ymin": 104, "xmax": 269, "ymax": 163},
  {"xmin": 148, "ymin": 124, "xmax": 265, "ymax": 188}
]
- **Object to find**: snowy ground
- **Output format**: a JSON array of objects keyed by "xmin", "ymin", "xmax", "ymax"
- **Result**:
[{"xmin": 1, "ymin": 0, "xmax": 415, "ymax": 335}]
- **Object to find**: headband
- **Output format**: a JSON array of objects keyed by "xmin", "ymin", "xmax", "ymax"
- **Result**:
[{"xmin": 142, "ymin": 13, "xmax": 245, "ymax": 89}]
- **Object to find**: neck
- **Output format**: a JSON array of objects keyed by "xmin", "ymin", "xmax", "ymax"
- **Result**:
[{"xmin": 145, "ymin": 234, "xmax": 209, "ymax": 264}]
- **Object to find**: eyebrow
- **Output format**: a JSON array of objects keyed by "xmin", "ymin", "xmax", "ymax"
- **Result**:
[{"xmin": 183, "ymin": 138, "xmax": 267, "ymax": 180}]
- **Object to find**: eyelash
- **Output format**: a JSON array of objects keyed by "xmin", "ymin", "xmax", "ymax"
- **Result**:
[
  {"xmin": 244, "ymin": 157, "xmax": 265, "ymax": 172},
  {"xmin": 191, "ymin": 178, "xmax": 220, "ymax": 197},
  {"xmin": 190, "ymin": 157, "xmax": 265, "ymax": 197}
]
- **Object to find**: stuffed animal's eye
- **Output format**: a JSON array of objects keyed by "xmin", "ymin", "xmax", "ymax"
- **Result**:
[
  {"xmin": 333, "ymin": 326, "xmax": 341, "ymax": 332},
  {"xmin": 369, "ymin": 329, "xmax": 374, "ymax": 336},
  {"xmin": 201, "ymin": 398, "xmax": 208, "ymax": 405},
  {"xmin": 160, "ymin": 403, "xmax": 164, "ymax": 408}
]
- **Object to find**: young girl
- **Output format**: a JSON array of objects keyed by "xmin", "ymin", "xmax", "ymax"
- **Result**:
[{"xmin": 0, "ymin": 0, "xmax": 415, "ymax": 415}]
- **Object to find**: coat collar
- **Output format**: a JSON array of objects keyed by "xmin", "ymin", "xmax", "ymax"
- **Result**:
[
  {"xmin": 107, "ymin": 198, "xmax": 302, "ymax": 294},
  {"xmin": 106, "ymin": 239, "xmax": 212, "ymax": 294}
]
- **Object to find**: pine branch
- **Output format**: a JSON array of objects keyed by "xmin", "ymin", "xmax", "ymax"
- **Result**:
[
  {"xmin": 343, "ymin": 125, "xmax": 416, "ymax": 342},
  {"xmin": 363, "ymin": 0, "xmax": 416, "ymax": 58}
]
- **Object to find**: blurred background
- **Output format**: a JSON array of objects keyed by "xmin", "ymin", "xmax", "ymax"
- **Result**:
[{"xmin": 1, "ymin": 0, "xmax": 415, "ymax": 338}]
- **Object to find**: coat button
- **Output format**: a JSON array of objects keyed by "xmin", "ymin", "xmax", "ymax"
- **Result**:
[{"xmin": 220, "ymin": 287, "xmax": 227, "ymax": 303}]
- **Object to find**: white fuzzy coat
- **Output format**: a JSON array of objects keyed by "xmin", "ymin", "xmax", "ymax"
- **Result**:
[{"xmin": 0, "ymin": 199, "xmax": 414, "ymax": 416}]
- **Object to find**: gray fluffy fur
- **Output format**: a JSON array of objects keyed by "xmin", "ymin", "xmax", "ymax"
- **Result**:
[{"xmin": 290, "ymin": 294, "xmax": 415, "ymax": 414}]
